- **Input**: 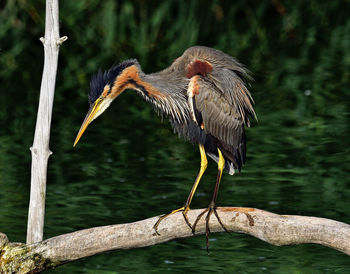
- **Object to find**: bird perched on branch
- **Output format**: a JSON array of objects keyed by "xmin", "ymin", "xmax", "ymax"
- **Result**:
[{"xmin": 74, "ymin": 46, "xmax": 256, "ymax": 249}]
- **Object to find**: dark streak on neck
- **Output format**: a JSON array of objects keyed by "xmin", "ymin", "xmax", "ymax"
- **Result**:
[{"xmin": 128, "ymin": 79, "xmax": 150, "ymax": 97}]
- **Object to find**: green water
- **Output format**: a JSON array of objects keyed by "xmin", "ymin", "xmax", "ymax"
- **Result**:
[
  {"xmin": 1, "ymin": 90, "xmax": 350, "ymax": 272},
  {"xmin": 1, "ymin": 1, "xmax": 350, "ymax": 273}
]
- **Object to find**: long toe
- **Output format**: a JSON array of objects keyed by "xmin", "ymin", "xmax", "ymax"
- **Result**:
[
  {"xmin": 213, "ymin": 207, "xmax": 231, "ymax": 234},
  {"xmin": 192, "ymin": 205, "xmax": 230, "ymax": 252},
  {"xmin": 192, "ymin": 208, "xmax": 209, "ymax": 234},
  {"xmin": 153, "ymin": 206, "xmax": 192, "ymax": 235}
]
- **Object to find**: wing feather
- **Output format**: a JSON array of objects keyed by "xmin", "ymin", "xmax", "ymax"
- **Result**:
[
  {"xmin": 170, "ymin": 46, "xmax": 256, "ymax": 171},
  {"xmin": 194, "ymin": 77, "xmax": 244, "ymax": 148},
  {"xmin": 179, "ymin": 46, "xmax": 256, "ymax": 125}
]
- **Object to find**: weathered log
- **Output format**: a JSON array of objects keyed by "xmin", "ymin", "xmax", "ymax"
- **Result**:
[{"xmin": 2, "ymin": 207, "xmax": 350, "ymax": 273}]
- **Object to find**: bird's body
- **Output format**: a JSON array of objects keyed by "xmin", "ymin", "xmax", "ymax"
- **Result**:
[{"xmin": 74, "ymin": 46, "xmax": 256, "ymax": 249}]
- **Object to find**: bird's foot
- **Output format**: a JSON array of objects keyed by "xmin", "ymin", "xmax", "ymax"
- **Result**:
[
  {"xmin": 192, "ymin": 203, "xmax": 230, "ymax": 252},
  {"xmin": 153, "ymin": 206, "xmax": 192, "ymax": 235}
]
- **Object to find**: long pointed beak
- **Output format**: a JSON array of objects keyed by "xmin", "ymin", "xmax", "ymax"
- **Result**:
[{"xmin": 73, "ymin": 98, "xmax": 103, "ymax": 147}]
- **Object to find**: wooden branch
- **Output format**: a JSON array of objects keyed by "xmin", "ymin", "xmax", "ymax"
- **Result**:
[
  {"xmin": 2, "ymin": 207, "xmax": 350, "ymax": 273},
  {"xmin": 27, "ymin": 0, "xmax": 67, "ymax": 244}
]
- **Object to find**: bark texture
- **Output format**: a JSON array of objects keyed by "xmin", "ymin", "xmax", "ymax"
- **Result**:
[{"xmin": 2, "ymin": 207, "xmax": 350, "ymax": 273}]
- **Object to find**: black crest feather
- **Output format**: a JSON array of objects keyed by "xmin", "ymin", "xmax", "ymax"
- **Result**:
[{"xmin": 88, "ymin": 59, "xmax": 138, "ymax": 105}]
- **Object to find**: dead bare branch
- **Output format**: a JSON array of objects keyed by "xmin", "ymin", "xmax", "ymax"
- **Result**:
[
  {"xmin": 2, "ymin": 207, "xmax": 350, "ymax": 273},
  {"xmin": 27, "ymin": 0, "xmax": 67, "ymax": 245}
]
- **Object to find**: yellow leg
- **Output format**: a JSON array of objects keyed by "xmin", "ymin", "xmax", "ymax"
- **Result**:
[
  {"xmin": 185, "ymin": 144, "xmax": 208, "ymax": 207},
  {"xmin": 214, "ymin": 148, "xmax": 225, "ymax": 202},
  {"xmin": 153, "ymin": 144, "xmax": 207, "ymax": 234},
  {"xmin": 192, "ymin": 148, "xmax": 229, "ymax": 252}
]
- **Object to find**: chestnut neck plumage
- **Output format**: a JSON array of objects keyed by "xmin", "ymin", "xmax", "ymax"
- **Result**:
[{"xmin": 113, "ymin": 63, "xmax": 190, "ymax": 123}]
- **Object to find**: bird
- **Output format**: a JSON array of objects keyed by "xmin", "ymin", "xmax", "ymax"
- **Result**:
[{"xmin": 73, "ymin": 46, "xmax": 256, "ymax": 249}]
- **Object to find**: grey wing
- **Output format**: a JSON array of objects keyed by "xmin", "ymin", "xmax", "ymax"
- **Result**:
[
  {"xmin": 181, "ymin": 46, "xmax": 256, "ymax": 125},
  {"xmin": 183, "ymin": 46, "xmax": 251, "ymax": 79},
  {"xmin": 193, "ymin": 77, "xmax": 246, "ymax": 150},
  {"xmin": 178, "ymin": 46, "xmax": 256, "ymax": 171},
  {"xmin": 210, "ymin": 68, "xmax": 256, "ymax": 126}
]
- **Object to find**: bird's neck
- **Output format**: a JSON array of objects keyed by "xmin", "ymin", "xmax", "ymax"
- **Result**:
[{"xmin": 112, "ymin": 64, "xmax": 189, "ymax": 122}]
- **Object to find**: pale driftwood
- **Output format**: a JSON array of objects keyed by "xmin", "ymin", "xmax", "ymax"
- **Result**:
[
  {"xmin": 2, "ymin": 207, "xmax": 350, "ymax": 273},
  {"xmin": 27, "ymin": 0, "xmax": 67, "ymax": 244}
]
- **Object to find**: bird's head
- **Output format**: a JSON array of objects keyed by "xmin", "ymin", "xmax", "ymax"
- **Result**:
[{"xmin": 73, "ymin": 59, "xmax": 139, "ymax": 147}]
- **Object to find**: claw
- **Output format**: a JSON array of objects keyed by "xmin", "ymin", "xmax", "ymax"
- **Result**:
[
  {"xmin": 182, "ymin": 208, "xmax": 193, "ymax": 230},
  {"xmin": 192, "ymin": 206, "xmax": 230, "ymax": 252},
  {"xmin": 153, "ymin": 206, "xmax": 192, "ymax": 235},
  {"xmin": 153, "ymin": 144, "xmax": 208, "ymax": 236},
  {"xmin": 192, "ymin": 208, "xmax": 208, "ymax": 234}
]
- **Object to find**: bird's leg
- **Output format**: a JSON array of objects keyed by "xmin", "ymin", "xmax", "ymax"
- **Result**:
[
  {"xmin": 192, "ymin": 148, "xmax": 229, "ymax": 252},
  {"xmin": 180, "ymin": 144, "xmax": 208, "ymax": 228},
  {"xmin": 153, "ymin": 144, "xmax": 207, "ymax": 235}
]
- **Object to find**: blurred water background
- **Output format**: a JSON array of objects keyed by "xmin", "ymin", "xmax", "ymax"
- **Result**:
[{"xmin": 0, "ymin": 1, "xmax": 350, "ymax": 272}]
